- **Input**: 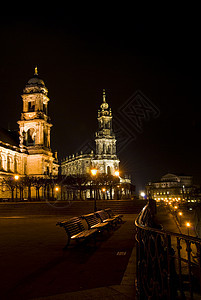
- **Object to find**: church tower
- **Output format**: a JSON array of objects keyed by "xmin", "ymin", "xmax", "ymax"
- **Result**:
[
  {"xmin": 93, "ymin": 90, "xmax": 119, "ymax": 175},
  {"xmin": 18, "ymin": 67, "xmax": 58, "ymax": 176}
]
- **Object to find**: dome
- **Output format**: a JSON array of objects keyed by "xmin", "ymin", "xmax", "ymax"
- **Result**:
[
  {"xmin": 26, "ymin": 66, "xmax": 45, "ymax": 87},
  {"xmin": 27, "ymin": 76, "xmax": 45, "ymax": 87},
  {"xmin": 23, "ymin": 66, "xmax": 48, "ymax": 95}
]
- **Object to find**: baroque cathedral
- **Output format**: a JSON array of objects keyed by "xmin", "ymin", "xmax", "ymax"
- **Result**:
[
  {"xmin": 0, "ymin": 68, "xmax": 131, "ymax": 199},
  {"xmin": 61, "ymin": 89, "xmax": 121, "ymax": 177},
  {"xmin": 0, "ymin": 68, "xmax": 59, "ymax": 198}
]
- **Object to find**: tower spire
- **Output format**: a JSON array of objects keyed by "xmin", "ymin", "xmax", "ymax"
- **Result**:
[
  {"xmin": 34, "ymin": 66, "xmax": 38, "ymax": 76},
  {"xmin": 103, "ymin": 89, "xmax": 106, "ymax": 103}
]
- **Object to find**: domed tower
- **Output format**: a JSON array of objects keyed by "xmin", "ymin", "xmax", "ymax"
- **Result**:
[
  {"xmin": 93, "ymin": 90, "xmax": 119, "ymax": 175},
  {"xmin": 18, "ymin": 67, "xmax": 58, "ymax": 176}
]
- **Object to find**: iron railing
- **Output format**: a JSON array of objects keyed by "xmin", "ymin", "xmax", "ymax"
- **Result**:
[{"xmin": 135, "ymin": 201, "xmax": 201, "ymax": 299}]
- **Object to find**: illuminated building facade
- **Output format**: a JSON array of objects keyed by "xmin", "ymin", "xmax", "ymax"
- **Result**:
[
  {"xmin": 61, "ymin": 90, "xmax": 120, "ymax": 177},
  {"xmin": 146, "ymin": 173, "xmax": 193, "ymax": 202},
  {"xmin": 0, "ymin": 68, "xmax": 59, "ymax": 199}
]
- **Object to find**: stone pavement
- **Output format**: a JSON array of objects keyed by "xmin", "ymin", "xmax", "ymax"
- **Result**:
[{"xmin": 0, "ymin": 212, "xmax": 138, "ymax": 300}]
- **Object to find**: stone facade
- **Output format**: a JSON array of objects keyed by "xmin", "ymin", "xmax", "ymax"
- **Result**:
[
  {"xmin": 61, "ymin": 89, "xmax": 120, "ymax": 177},
  {"xmin": 0, "ymin": 67, "xmax": 59, "ymax": 199}
]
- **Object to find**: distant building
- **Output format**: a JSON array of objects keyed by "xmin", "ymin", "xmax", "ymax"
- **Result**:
[
  {"xmin": 146, "ymin": 173, "xmax": 193, "ymax": 202},
  {"xmin": 0, "ymin": 68, "xmax": 59, "ymax": 199}
]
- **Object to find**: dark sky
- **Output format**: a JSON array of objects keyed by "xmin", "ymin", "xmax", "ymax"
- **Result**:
[{"xmin": 0, "ymin": 9, "xmax": 201, "ymax": 192}]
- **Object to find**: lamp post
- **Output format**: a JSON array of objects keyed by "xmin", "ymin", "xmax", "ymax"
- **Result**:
[
  {"xmin": 55, "ymin": 186, "xmax": 59, "ymax": 201},
  {"xmin": 178, "ymin": 211, "xmax": 182, "ymax": 226},
  {"xmin": 102, "ymin": 187, "xmax": 106, "ymax": 200},
  {"xmin": 91, "ymin": 168, "xmax": 98, "ymax": 211},
  {"xmin": 14, "ymin": 175, "xmax": 19, "ymax": 201},
  {"xmin": 186, "ymin": 222, "xmax": 190, "ymax": 236},
  {"xmin": 114, "ymin": 170, "xmax": 120, "ymax": 199},
  {"xmin": 114, "ymin": 170, "xmax": 119, "ymax": 177}
]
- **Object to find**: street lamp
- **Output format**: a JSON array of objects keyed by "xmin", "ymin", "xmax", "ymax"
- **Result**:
[
  {"xmin": 91, "ymin": 168, "xmax": 98, "ymax": 211},
  {"xmin": 178, "ymin": 211, "xmax": 182, "ymax": 226},
  {"xmin": 14, "ymin": 175, "xmax": 19, "ymax": 201},
  {"xmin": 55, "ymin": 186, "xmax": 60, "ymax": 201},
  {"xmin": 102, "ymin": 187, "xmax": 106, "ymax": 200},
  {"xmin": 186, "ymin": 222, "xmax": 191, "ymax": 235},
  {"xmin": 91, "ymin": 169, "xmax": 98, "ymax": 176},
  {"xmin": 114, "ymin": 170, "xmax": 120, "ymax": 177}
]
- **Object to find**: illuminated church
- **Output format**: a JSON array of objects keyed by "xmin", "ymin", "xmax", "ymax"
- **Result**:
[
  {"xmin": 0, "ymin": 68, "xmax": 59, "ymax": 198},
  {"xmin": 61, "ymin": 90, "xmax": 120, "ymax": 177}
]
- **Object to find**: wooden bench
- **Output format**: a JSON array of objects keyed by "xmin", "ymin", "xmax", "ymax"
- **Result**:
[
  {"xmin": 56, "ymin": 217, "xmax": 98, "ymax": 249},
  {"xmin": 95, "ymin": 210, "xmax": 117, "ymax": 226},
  {"xmin": 105, "ymin": 208, "xmax": 123, "ymax": 223},
  {"xmin": 81, "ymin": 213, "xmax": 109, "ymax": 231}
]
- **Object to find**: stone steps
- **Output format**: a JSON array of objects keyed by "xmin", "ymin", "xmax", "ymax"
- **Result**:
[{"xmin": 0, "ymin": 199, "xmax": 146, "ymax": 216}]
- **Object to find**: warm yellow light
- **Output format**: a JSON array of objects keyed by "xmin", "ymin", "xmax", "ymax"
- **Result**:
[
  {"xmin": 174, "ymin": 206, "xmax": 178, "ymax": 210},
  {"xmin": 114, "ymin": 170, "xmax": 120, "ymax": 176},
  {"xmin": 178, "ymin": 212, "xmax": 182, "ymax": 216},
  {"xmin": 14, "ymin": 175, "xmax": 19, "ymax": 180},
  {"xmin": 102, "ymin": 188, "xmax": 106, "ymax": 192},
  {"xmin": 55, "ymin": 187, "xmax": 59, "ymax": 192},
  {"xmin": 91, "ymin": 169, "xmax": 98, "ymax": 176},
  {"xmin": 186, "ymin": 222, "xmax": 190, "ymax": 227},
  {"xmin": 140, "ymin": 192, "xmax": 145, "ymax": 197}
]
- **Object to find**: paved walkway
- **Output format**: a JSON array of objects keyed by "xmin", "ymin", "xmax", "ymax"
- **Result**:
[
  {"xmin": 155, "ymin": 204, "xmax": 196, "ymax": 236},
  {"xmin": 0, "ymin": 213, "xmax": 138, "ymax": 299}
]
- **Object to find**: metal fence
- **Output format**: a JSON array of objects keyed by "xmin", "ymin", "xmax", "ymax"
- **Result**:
[{"xmin": 135, "ymin": 201, "xmax": 201, "ymax": 299}]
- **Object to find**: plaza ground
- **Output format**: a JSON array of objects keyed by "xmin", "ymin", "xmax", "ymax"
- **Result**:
[
  {"xmin": 0, "ymin": 200, "xmax": 144, "ymax": 299},
  {"xmin": 1, "ymin": 200, "xmax": 194, "ymax": 299}
]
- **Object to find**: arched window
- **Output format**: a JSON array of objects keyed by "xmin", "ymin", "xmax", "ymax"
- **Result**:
[
  {"xmin": 7, "ymin": 156, "xmax": 11, "ymax": 172},
  {"xmin": 28, "ymin": 101, "xmax": 35, "ymax": 112},
  {"xmin": 27, "ymin": 128, "xmax": 35, "ymax": 146},
  {"xmin": 107, "ymin": 166, "xmax": 111, "ymax": 175},
  {"xmin": 14, "ymin": 157, "xmax": 18, "ymax": 173}
]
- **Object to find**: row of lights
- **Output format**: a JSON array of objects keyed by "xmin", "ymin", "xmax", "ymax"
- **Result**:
[
  {"xmin": 139, "ymin": 192, "xmax": 192, "ymax": 236},
  {"xmin": 91, "ymin": 168, "xmax": 120, "ymax": 177},
  {"xmin": 172, "ymin": 204, "xmax": 191, "ymax": 235},
  {"xmin": 13, "ymin": 168, "xmax": 120, "ymax": 192}
]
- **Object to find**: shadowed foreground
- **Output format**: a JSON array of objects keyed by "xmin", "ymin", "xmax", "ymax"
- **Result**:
[{"xmin": 0, "ymin": 201, "xmax": 145, "ymax": 299}]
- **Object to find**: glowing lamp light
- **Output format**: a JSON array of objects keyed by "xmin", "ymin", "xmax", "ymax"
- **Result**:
[
  {"xmin": 140, "ymin": 192, "xmax": 145, "ymax": 198},
  {"xmin": 174, "ymin": 206, "xmax": 178, "ymax": 210},
  {"xmin": 14, "ymin": 175, "xmax": 19, "ymax": 180},
  {"xmin": 114, "ymin": 171, "xmax": 120, "ymax": 177},
  {"xmin": 178, "ymin": 212, "xmax": 182, "ymax": 216},
  {"xmin": 55, "ymin": 187, "xmax": 59, "ymax": 192},
  {"xmin": 186, "ymin": 221, "xmax": 191, "ymax": 235},
  {"xmin": 102, "ymin": 188, "xmax": 106, "ymax": 192},
  {"xmin": 186, "ymin": 222, "xmax": 190, "ymax": 228},
  {"xmin": 91, "ymin": 169, "xmax": 98, "ymax": 176}
]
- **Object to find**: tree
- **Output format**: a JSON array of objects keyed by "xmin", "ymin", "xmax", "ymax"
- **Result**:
[{"xmin": 3, "ymin": 176, "xmax": 17, "ymax": 201}]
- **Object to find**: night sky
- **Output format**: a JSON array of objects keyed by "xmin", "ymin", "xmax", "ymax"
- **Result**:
[{"xmin": 0, "ymin": 9, "xmax": 201, "ymax": 192}]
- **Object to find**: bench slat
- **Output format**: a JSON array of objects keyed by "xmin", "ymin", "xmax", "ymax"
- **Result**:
[
  {"xmin": 57, "ymin": 217, "xmax": 97, "ymax": 249},
  {"xmin": 82, "ymin": 213, "xmax": 109, "ymax": 230}
]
